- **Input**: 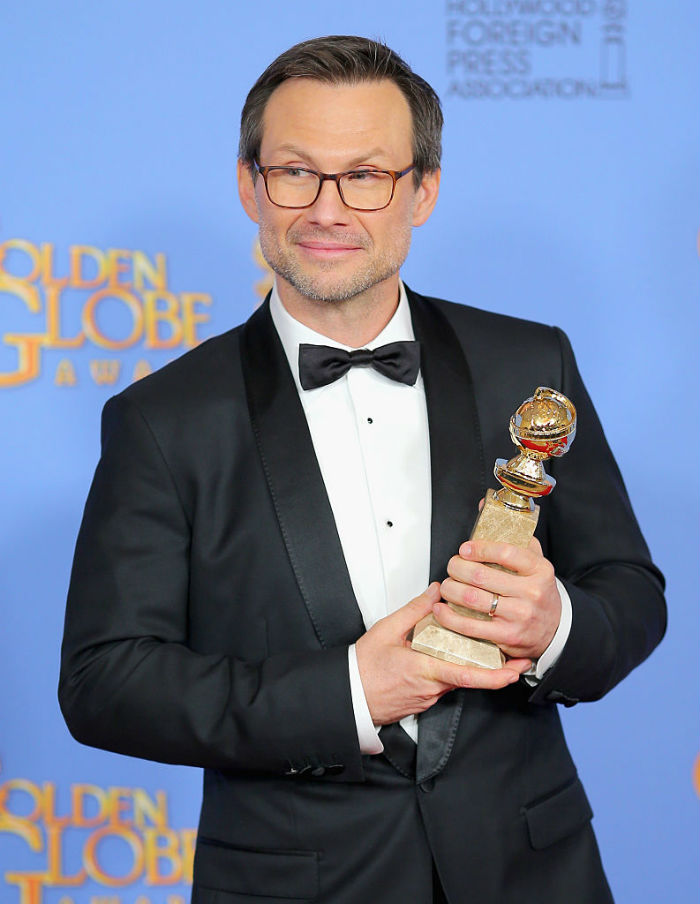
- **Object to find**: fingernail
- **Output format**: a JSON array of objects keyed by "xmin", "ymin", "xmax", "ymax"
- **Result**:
[
  {"xmin": 508, "ymin": 673, "xmax": 520, "ymax": 684},
  {"xmin": 460, "ymin": 542, "xmax": 472, "ymax": 557}
]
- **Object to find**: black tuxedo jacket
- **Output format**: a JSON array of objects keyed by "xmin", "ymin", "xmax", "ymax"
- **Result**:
[{"xmin": 60, "ymin": 287, "xmax": 666, "ymax": 904}]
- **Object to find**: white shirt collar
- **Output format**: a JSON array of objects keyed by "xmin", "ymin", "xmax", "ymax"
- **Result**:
[{"xmin": 269, "ymin": 279, "xmax": 416, "ymax": 394}]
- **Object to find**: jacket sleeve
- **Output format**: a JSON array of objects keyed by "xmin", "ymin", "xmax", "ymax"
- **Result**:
[
  {"xmin": 58, "ymin": 393, "xmax": 364, "ymax": 780},
  {"xmin": 529, "ymin": 327, "xmax": 667, "ymax": 706}
]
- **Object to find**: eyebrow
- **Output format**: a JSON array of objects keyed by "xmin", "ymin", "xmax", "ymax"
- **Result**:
[{"xmin": 267, "ymin": 145, "xmax": 392, "ymax": 169}]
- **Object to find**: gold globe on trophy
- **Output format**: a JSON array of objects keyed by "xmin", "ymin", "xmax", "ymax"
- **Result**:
[{"xmin": 412, "ymin": 387, "xmax": 576, "ymax": 669}]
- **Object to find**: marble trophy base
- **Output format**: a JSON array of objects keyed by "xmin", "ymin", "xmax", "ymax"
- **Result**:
[{"xmin": 411, "ymin": 489, "xmax": 539, "ymax": 669}]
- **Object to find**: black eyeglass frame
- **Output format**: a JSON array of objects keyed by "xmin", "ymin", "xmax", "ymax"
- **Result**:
[{"xmin": 253, "ymin": 161, "xmax": 416, "ymax": 211}]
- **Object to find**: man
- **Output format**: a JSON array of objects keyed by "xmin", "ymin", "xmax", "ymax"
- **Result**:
[{"xmin": 60, "ymin": 36, "xmax": 666, "ymax": 904}]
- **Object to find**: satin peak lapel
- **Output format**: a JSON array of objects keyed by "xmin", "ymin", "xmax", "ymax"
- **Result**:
[
  {"xmin": 408, "ymin": 288, "xmax": 487, "ymax": 784},
  {"xmin": 241, "ymin": 300, "xmax": 365, "ymax": 648}
]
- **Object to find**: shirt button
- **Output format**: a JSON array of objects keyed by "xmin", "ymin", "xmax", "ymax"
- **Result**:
[
  {"xmin": 386, "ymin": 520, "xmax": 393, "ymax": 528},
  {"xmin": 367, "ymin": 417, "xmax": 373, "ymax": 424}
]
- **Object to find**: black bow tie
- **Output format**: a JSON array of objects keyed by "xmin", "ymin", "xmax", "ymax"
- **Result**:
[{"xmin": 298, "ymin": 341, "xmax": 421, "ymax": 391}]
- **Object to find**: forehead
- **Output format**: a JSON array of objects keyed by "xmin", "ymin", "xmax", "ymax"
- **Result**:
[{"xmin": 259, "ymin": 78, "xmax": 413, "ymax": 166}]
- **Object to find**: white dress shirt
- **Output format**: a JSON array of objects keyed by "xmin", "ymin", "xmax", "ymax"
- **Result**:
[{"xmin": 269, "ymin": 281, "xmax": 571, "ymax": 755}]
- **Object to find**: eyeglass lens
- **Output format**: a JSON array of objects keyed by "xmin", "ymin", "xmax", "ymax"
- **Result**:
[{"xmin": 265, "ymin": 169, "xmax": 395, "ymax": 210}]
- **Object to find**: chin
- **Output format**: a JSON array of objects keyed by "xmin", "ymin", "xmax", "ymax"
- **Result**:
[{"xmin": 287, "ymin": 258, "xmax": 406, "ymax": 304}]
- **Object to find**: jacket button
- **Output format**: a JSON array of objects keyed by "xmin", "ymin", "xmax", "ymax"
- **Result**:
[
  {"xmin": 311, "ymin": 766, "xmax": 326, "ymax": 777},
  {"xmin": 419, "ymin": 778, "xmax": 435, "ymax": 793},
  {"xmin": 326, "ymin": 764, "xmax": 345, "ymax": 775}
]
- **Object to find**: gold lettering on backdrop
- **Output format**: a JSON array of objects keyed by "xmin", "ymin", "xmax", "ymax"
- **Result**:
[
  {"xmin": 142, "ymin": 292, "xmax": 184, "ymax": 348},
  {"xmin": 4, "ymin": 872, "xmax": 46, "ymax": 904},
  {"xmin": 105, "ymin": 250, "xmax": 134, "ymax": 289},
  {"xmin": 1, "ymin": 238, "xmax": 42, "ymax": 281},
  {"xmin": 0, "ymin": 269, "xmax": 44, "ymax": 387},
  {"xmin": 0, "ymin": 774, "xmax": 195, "ymax": 902},
  {"xmin": 90, "ymin": 360, "xmax": 122, "ymax": 385},
  {"xmin": 55, "ymin": 360, "xmax": 78, "ymax": 386},
  {"xmin": 0, "ymin": 239, "xmax": 212, "ymax": 387},
  {"xmin": 133, "ymin": 251, "xmax": 167, "ymax": 291},
  {"xmin": 45, "ymin": 285, "xmax": 83, "ymax": 348},
  {"xmin": 133, "ymin": 360, "xmax": 153, "ymax": 382},
  {"xmin": 180, "ymin": 294, "xmax": 211, "ymax": 346},
  {"xmin": 69, "ymin": 245, "xmax": 107, "ymax": 289},
  {"xmin": 83, "ymin": 289, "xmax": 144, "ymax": 351}
]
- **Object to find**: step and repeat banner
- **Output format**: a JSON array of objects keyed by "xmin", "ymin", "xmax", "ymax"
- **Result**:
[{"xmin": 1, "ymin": 3, "xmax": 698, "ymax": 902}]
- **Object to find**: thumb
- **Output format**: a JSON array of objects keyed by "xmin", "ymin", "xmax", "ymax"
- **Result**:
[{"xmin": 388, "ymin": 582, "xmax": 442, "ymax": 637}]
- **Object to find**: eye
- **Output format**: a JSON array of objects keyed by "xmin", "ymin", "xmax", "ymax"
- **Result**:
[{"xmin": 346, "ymin": 170, "xmax": 381, "ymax": 182}]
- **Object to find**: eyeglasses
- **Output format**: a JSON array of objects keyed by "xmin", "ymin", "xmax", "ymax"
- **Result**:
[{"xmin": 253, "ymin": 162, "xmax": 415, "ymax": 211}]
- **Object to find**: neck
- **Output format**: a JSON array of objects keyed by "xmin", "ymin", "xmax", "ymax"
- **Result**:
[{"xmin": 275, "ymin": 275, "xmax": 401, "ymax": 347}]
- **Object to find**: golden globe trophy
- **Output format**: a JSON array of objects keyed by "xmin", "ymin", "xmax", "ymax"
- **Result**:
[{"xmin": 412, "ymin": 387, "xmax": 577, "ymax": 669}]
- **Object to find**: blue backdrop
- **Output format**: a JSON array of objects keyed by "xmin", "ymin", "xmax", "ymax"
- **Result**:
[{"xmin": 1, "ymin": 2, "xmax": 698, "ymax": 902}]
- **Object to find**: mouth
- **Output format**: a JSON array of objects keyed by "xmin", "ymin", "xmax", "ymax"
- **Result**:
[{"xmin": 296, "ymin": 241, "xmax": 363, "ymax": 259}]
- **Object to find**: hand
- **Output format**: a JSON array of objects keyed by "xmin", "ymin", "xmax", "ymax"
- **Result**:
[
  {"xmin": 434, "ymin": 538, "xmax": 561, "ymax": 661},
  {"xmin": 355, "ymin": 583, "xmax": 531, "ymax": 726}
]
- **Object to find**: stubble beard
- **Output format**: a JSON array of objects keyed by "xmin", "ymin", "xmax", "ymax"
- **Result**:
[{"xmin": 257, "ymin": 224, "xmax": 412, "ymax": 303}]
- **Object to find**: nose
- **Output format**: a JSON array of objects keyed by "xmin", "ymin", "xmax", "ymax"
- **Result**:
[{"xmin": 306, "ymin": 177, "xmax": 352, "ymax": 227}]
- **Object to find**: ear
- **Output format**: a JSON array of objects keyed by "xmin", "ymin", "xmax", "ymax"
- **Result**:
[
  {"xmin": 237, "ymin": 159, "xmax": 260, "ymax": 224},
  {"xmin": 411, "ymin": 168, "xmax": 441, "ymax": 227}
]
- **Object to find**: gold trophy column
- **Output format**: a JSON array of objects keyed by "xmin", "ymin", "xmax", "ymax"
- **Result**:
[{"xmin": 411, "ymin": 387, "xmax": 577, "ymax": 669}]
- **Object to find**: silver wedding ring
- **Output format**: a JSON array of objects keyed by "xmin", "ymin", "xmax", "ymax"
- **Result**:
[{"xmin": 488, "ymin": 593, "xmax": 499, "ymax": 617}]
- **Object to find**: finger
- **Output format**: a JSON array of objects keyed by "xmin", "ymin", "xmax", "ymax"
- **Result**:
[
  {"xmin": 502, "ymin": 657, "xmax": 532, "ymax": 673},
  {"xmin": 528, "ymin": 536, "xmax": 543, "ymax": 556},
  {"xmin": 430, "ymin": 658, "xmax": 530, "ymax": 691},
  {"xmin": 431, "ymin": 600, "xmax": 519, "ymax": 648},
  {"xmin": 458, "ymin": 539, "xmax": 539, "ymax": 575},
  {"xmin": 388, "ymin": 582, "xmax": 442, "ymax": 637},
  {"xmin": 444, "ymin": 558, "xmax": 525, "ymax": 602},
  {"xmin": 440, "ymin": 578, "xmax": 514, "ymax": 619}
]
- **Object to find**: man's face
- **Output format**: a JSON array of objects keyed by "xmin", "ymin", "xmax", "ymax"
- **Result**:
[{"xmin": 238, "ymin": 78, "xmax": 439, "ymax": 304}]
